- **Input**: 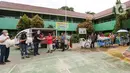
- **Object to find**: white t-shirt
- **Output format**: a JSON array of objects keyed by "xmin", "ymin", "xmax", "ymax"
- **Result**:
[{"xmin": 0, "ymin": 34, "xmax": 9, "ymax": 45}]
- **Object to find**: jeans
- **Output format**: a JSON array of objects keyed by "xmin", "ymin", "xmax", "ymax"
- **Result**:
[
  {"xmin": 5, "ymin": 48, "xmax": 10, "ymax": 61},
  {"xmin": 33, "ymin": 42, "xmax": 39, "ymax": 55},
  {"xmin": 0, "ymin": 45, "xmax": 6, "ymax": 63},
  {"xmin": 19, "ymin": 43, "xmax": 28, "ymax": 57}
]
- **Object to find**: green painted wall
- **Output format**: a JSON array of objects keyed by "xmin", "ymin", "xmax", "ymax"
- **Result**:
[
  {"xmin": 94, "ymin": 20, "xmax": 116, "ymax": 31},
  {"xmin": 0, "ymin": 17, "xmax": 19, "ymax": 29},
  {"xmin": 0, "ymin": 17, "xmax": 79, "ymax": 31}
]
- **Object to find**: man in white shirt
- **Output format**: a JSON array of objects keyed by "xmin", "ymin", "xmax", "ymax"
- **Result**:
[{"xmin": 0, "ymin": 30, "xmax": 10, "ymax": 65}]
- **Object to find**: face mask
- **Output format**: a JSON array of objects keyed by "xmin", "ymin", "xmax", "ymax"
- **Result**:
[{"xmin": 37, "ymin": 31, "xmax": 40, "ymax": 34}]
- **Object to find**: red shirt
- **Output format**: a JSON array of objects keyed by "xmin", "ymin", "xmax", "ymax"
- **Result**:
[{"xmin": 46, "ymin": 36, "xmax": 53, "ymax": 44}]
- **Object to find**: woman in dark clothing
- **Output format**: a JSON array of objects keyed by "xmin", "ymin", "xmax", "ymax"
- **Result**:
[{"xmin": 90, "ymin": 33, "xmax": 96, "ymax": 48}]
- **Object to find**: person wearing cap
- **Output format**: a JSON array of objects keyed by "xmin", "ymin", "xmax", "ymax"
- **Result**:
[
  {"xmin": 0, "ymin": 30, "xmax": 10, "ymax": 65},
  {"xmin": 19, "ymin": 32, "xmax": 29, "ymax": 59}
]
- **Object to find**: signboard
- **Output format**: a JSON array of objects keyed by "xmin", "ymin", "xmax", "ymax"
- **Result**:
[
  {"xmin": 115, "ymin": 3, "xmax": 126, "ymax": 15},
  {"xmin": 56, "ymin": 22, "xmax": 68, "ymax": 30},
  {"xmin": 79, "ymin": 28, "xmax": 86, "ymax": 34}
]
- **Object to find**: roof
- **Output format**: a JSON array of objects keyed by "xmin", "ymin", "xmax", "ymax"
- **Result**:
[
  {"xmin": 94, "ymin": 0, "xmax": 130, "ymax": 19},
  {"xmin": 0, "ymin": 1, "xmax": 93, "ymax": 19}
]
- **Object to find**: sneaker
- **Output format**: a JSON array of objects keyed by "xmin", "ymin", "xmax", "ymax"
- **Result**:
[
  {"xmin": 36, "ymin": 53, "xmax": 40, "ymax": 55},
  {"xmin": 21, "ymin": 57, "xmax": 25, "ymax": 59},
  {"xmin": 26, "ymin": 56, "xmax": 30, "ymax": 58},
  {"xmin": 5, "ymin": 60, "xmax": 11, "ymax": 62},
  {"xmin": 46, "ymin": 50, "xmax": 50, "ymax": 53},
  {"xmin": 0, "ymin": 62, "xmax": 6, "ymax": 65}
]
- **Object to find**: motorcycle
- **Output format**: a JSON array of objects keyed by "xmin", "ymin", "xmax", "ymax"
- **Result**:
[{"xmin": 53, "ymin": 39, "xmax": 69, "ymax": 51}]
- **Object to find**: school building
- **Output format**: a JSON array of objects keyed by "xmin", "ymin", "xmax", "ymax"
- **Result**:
[
  {"xmin": 0, "ymin": 1, "xmax": 93, "ymax": 35},
  {"xmin": 0, "ymin": 1, "xmax": 130, "ymax": 34},
  {"xmin": 93, "ymin": 0, "xmax": 130, "ymax": 32}
]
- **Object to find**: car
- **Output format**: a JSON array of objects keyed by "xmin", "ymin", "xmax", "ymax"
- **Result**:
[{"xmin": 14, "ymin": 28, "xmax": 56, "ymax": 49}]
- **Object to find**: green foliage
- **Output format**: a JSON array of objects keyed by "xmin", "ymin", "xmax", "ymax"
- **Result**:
[
  {"xmin": 71, "ymin": 34, "xmax": 79, "ymax": 43},
  {"xmin": 59, "ymin": 6, "xmax": 74, "ymax": 12},
  {"xmin": 17, "ymin": 14, "xmax": 31, "ymax": 30},
  {"xmin": 31, "ymin": 15, "xmax": 44, "ymax": 28},
  {"xmin": 113, "ymin": 0, "xmax": 129, "ymax": 32},
  {"xmin": 77, "ymin": 19, "xmax": 94, "ymax": 33},
  {"xmin": 113, "ymin": 11, "xmax": 128, "ymax": 32},
  {"xmin": 85, "ymin": 11, "xmax": 95, "ymax": 15}
]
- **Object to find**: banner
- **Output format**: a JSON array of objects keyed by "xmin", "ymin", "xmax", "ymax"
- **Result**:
[
  {"xmin": 115, "ymin": 3, "xmax": 126, "ymax": 15},
  {"xmin": 56, "ymin": 22, "xmax": 68, "ymax": 30}
]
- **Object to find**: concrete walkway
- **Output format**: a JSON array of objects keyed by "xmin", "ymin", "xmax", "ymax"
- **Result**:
[{"xmin": 0, "ymin": 48, "xmax": 130, "ymax": 73}]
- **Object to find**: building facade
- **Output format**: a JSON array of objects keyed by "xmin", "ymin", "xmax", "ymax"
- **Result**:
[
  {"xmin": 93, "ymin": 0, "xmax": 130, "ymax": 32},
  {"xmin": 0, "ymin": 1, "xmax": 93, "ymax": 35}
]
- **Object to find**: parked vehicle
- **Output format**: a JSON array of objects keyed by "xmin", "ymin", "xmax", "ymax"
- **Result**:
[{"xmin": 14, "ymin": 28, "xmax": 56, "ymax": 52}]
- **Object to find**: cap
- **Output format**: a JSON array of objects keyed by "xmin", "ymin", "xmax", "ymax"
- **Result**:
[{"xmin": 2, "ymin": 30, "xmax": 8, "ymax": 33}]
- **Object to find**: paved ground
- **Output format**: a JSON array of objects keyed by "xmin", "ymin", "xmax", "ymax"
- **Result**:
[{"xmin": 0, "ymin": 46, "xmax": 130, "ymax": 73}]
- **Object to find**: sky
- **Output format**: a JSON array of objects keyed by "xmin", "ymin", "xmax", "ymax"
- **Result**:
[{"xmin": 0, "ymin": 0, "xmax": 129, "ymax": 13}]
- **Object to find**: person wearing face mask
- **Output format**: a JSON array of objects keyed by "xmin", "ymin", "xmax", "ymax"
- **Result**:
[
  {"xmin": 0, "ymin": 30, "xmax": 10, "ymax": 65},
  {"xmin": 33, "ymin": 30, "xmax": 42, "ymax": 56}
]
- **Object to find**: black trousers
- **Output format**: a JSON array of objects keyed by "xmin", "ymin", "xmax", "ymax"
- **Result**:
[
  {"xmin": 5, "ymin": 48, "xmax": 10, "ymax": 61},
  {"xmin": 61, "ymin": 42, "xmax": 65, "ymax": 51},
  {"xmin": 90, "ymin": 41, "xmax": 95, "ymax": 48},
  {"xmin": 33, "ymin": 42, "xmax": 39, "ymax": 55},
  {"xmin": 0, "ymin": 45, "xmax": 6, "ymax": 63}
]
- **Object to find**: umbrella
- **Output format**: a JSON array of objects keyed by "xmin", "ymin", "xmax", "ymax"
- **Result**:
[{"xmin": 117, "ymin": 29, "xmax": 128, "ymax": 33}]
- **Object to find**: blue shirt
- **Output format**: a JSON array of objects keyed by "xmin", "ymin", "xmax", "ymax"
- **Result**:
[{"xmin": 61, "ymin": 36, "xmax": 65, "ymax": 43}]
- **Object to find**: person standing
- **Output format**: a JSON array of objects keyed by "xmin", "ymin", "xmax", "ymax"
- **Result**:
[
  {"xmin": 90, "ymin": 33, "xmax": 96, "ymax": 48},
  {"xmin": 19, "ymin": 32, "xmax": 29, "ymax": 59},
  {"xmin": 33, "ymin": 31, "xmax": 41, "ymax": 56},
  {"xmin": 70, "ymin": 35, "xmax": 73, "ymax": 48},
  {"xmin": 0, "ymin": 30, "xmax": 10, "ymax": 65},
  {"xmin": 61, "ymin": 33, "xmax": 65, "ymax": 51},
  {"xmin": 46, "ymin": 33, "xmax": 53, "ymax": 53}
]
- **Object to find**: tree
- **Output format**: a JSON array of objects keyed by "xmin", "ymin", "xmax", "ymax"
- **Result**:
[
  {"xmin": 17, "ymin": 14, "xmax": 31, "ymax": 30},
  {"xmin": 48, "ymin": 25, "xmax": 53, "ymax": 28},
  {"xmin": 85, "ymin": 11, "xmax": 95, "ymax": 15},
  {"xmin": 77, "ymin": 19, "xmax": 94, "ymax": 33},
  {"xmin": 59, "ymin": 6, "xmax": 74, "ymax": 12},
  {"xmin": 31, "ymin": 15, "xmax": 44, "ymax": 28},
  {"xmin": 113, "ymin": 0, "xmax": 128, "ymax": 32}
]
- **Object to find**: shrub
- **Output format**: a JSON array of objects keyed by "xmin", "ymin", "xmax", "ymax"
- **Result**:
[
  {"xmin": 17, "ymin": 14, "xmax": 31, "ymax": 30},
  {"xmin": 71, "ymin": 34, "xmax": 79, "ymax": 43},
  {"xmin": 31, "ymin": 15, "xmax": 44, "ymax": 28}
]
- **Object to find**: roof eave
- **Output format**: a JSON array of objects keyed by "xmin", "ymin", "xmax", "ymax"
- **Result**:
[{"xmin": 0, "ymin": 7, "xmax": 86, "ymax": 19}]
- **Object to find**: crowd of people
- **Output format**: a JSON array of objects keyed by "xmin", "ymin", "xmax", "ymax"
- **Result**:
[
  {"xmin": 85, "ymin": 32, "xmax": 116, "ymax": 49},
  {"xmin": 0, "ymin": 30, "xmax": 72, "ymax": 65}
]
